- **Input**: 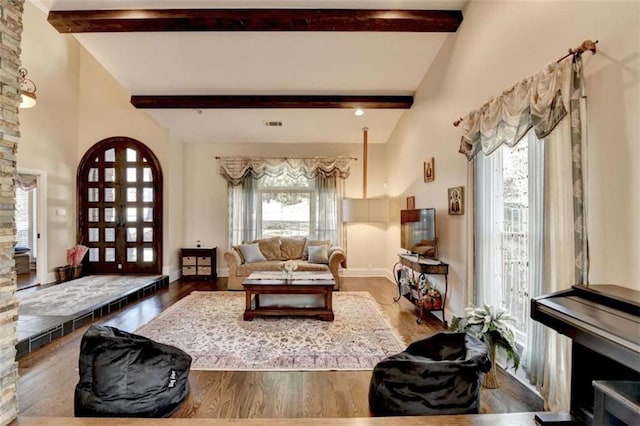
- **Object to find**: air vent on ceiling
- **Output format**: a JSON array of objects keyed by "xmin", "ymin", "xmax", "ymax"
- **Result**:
[{"xmin": 263, "ymin": 120, "xmax": 283, "ymax": 127}]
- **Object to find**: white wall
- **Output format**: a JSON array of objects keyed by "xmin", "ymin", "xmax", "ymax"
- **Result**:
[
  {"xmin": 19, "ymin": 2, "xmax": 80, "ymax": 278},
  {"xmin": 385, "ymin": 0, "xmax": 640, "ymax": 317},
  {"xmin": 182, "ymin": 141, "xmax": 388, "ymax": 274},
  {"xmin": 20, "ymin": 3, "xmax": 185, "ymax": 280},
  {"xmin": 76, "ymin": 48, "xmax": 186, "ymax": 279}
]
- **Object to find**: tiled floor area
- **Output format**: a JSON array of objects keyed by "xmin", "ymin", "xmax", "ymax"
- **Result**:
[{"xmin": 16, "ymin": 275, "xmax": 169, "ymax": 357}]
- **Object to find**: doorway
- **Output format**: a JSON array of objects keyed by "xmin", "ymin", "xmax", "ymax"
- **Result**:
[
  {"xmin": 15, "ymin": 169, "xmax": 48, "ymax": 290},
  {"xmin": 77, "ymin": 137, "xmax": 163, "ymax": 274}
]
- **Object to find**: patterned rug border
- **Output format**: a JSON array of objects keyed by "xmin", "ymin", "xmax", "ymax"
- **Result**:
[{"xmin": 136, "ymin": 291, "xmax": 406, "ymax": 372}]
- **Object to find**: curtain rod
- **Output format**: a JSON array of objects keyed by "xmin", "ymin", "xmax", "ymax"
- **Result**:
[
  {"xmin": 452, "ymin": 39, "xmax": 598, "ymax": 127},
  {"xmin": 215, "ymin": 156, "xmax": 357, "ymax": 160}
]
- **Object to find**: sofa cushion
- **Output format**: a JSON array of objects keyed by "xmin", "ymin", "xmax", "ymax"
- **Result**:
[
  {"xmin": 292, "ymin": 261, "xmax": 329, "ymax": 272},
  {"xmin": 254, "ymin": 237, "xmax": 282, "ymax": 261},
  {"xmin": 237, "ymin": 243, "xmax": 266, "ymax": 263},
  {"xmin": 280, "ymin": 237, "xmax": 306, "ymax": 260},
  {"xmin": 303, "ymin": 240, "xmax": 331, "ymax": 260},
  {"xmin": 236, "ymin": 260, "xmax": 329, "ymax": 277},
  {"xmin": 308, "ymin": 245, "xmax": 329, "ymax": 264}
]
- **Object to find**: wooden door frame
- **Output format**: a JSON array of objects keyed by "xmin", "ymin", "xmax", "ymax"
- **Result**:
[
  {"xmin": 77, "ymin": 137, "xmax": 163, "ymax": 274},
  {"xmin": 16, "ymin": 167, "xmax": 48, "ymax": 285}
]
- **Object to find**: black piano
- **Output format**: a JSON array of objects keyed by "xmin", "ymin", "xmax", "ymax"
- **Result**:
[{"xmin": 531, "ymin": 284, "xmax": 640, "ymax": 425}]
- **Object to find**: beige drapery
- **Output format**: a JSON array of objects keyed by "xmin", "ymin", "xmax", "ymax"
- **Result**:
[
  {"xmin": 458, "ymin": 61, "xmax": 568, "ymax": 160},
  {"xmin": 459, "ymin": 56, "xmax": 590, "ymax": 412},
  {"xmin": 217, "ymin": 156, "xmax": 353, "ymax": 186}
]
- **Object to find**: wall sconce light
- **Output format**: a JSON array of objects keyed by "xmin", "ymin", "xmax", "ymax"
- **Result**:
[{"xmin": 19, "ymin": 67, "xmax": 37, "ymax": 109}]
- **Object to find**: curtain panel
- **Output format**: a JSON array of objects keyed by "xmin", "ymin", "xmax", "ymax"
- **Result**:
[
  {"xmin": 314, "ymin": 174, "xmax": 342, "ymax": 245},
  {"xmin": 459, "ymin": 62, "xmax": 568, "ymax": 160},
  {"xmin": 461, "ymin": 56, "xmax": 589, "ymax": 412},
  {"xmin": 227, "ymin": 176, "xmax": 259, "ymax": 247},
  {"xmin": 218, "ymin": 156, "xmax": 352, "ymax": 185}
]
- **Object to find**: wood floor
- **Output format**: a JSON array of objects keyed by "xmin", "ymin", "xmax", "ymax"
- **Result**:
[{"xmin": 16, "ymin": 276, "xmax": 544, "ymax": 419}]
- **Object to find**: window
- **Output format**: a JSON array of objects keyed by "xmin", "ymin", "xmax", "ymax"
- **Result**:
[
  {"xmin": 15, "ymin": 187, "xmax": 36, "ymax": 252},
  {"xmin": 259, "ymin": 174, "xmax": 314, "ymax": 238},
  {"xmin": 474, "ymin": 130, "xmax": 543, "ymax": 347},
  {"xmin": 227, "ymin": 164, "xmax": 342, "ymax": 247}
]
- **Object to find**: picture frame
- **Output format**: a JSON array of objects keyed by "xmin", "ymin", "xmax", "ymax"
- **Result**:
[
  {"xmin": 424, "ymin": 157, "xmax": 435, "ymax": 182},
  {"xmin": 406, "ymin": 196, "xmax": 415, "ymax": 210},
  {"xmin": 448, "ymin": 186, "xmax": 464, "ymax": 215}
]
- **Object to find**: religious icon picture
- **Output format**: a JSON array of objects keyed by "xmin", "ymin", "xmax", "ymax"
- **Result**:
[
  {"xmin": 406, "ymin": 196, "xmax": 415, "ymax": 210},
  {"xmin": 424, "ymin": 157, "xmax": 435, "ymax": 182},
  {"xmin": 448, "ymin": 186, "xmax": 464, "ymax": 215}
]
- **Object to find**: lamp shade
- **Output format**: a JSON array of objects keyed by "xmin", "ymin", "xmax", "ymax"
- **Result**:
[
  {"xmin": 20, "ymin": 91, "xmax": 36, "ymax": 109},
  {"xmin": 342, "ymin": 198, "xmax": 389, "ymax": 222},
  {"xmin": 18, "ymin": 67, "xmax": 37, "ymax": 109}
]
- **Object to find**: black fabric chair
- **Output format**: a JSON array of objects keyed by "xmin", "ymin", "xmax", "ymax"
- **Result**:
[
  {"xmin": 75, "ymin": 325, "xmax": 192, "ymax": 418},
  {"xmin": 369, "ymin": 331, "xmax": 491, "ymax": 416}
]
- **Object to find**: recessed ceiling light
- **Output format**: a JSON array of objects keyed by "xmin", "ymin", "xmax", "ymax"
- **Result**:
[{"xmin": 355, "ymin": 108, "xmax": 364, "ymax": 116}]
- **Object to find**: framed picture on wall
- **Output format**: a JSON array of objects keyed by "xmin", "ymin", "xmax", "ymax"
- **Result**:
[
  {"xmin": 406, "ymin": 196, "xmax": 415, "ymax": 210},
  {"xmin": 424, "ymin": 157, "xmax": 435, "ymax": 182},
  {"xmin": 448, "ymin": 186, "xmax": 464, "ymax": 215}
]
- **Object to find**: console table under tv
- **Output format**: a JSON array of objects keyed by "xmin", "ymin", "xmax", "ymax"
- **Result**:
[{"xmin": 393, "ymin": 253, "xmax": 449, "ymax": 326}]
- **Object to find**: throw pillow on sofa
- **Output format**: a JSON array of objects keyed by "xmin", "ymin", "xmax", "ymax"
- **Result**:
[
  {"xmin": 253, "ymin": 237, "xmax": 282, "ymax": 261},
  {"xmin": 308, "ymin": 244, "xmax": 329, "ymax": 264},
  {"xmin": 280, "ymin": 237, "xmax": 307, "ymax": 260},
  {"xmin": 237, "ymin": 243, "xmax": 266, "ymax": 263},
  {"xmin": 303, "ymin": 239, "xmax": 331, "ymax": 260}
]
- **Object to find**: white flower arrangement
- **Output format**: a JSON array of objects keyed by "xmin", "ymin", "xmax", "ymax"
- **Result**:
[{"xmin": 282, "ymin": 260, "xmax": 298, "ymax": 274}]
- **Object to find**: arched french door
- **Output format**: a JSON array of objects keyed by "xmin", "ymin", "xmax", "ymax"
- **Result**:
[{"xmin": 77, "ymin": 137, "xmax": 163, "ymax": 274}]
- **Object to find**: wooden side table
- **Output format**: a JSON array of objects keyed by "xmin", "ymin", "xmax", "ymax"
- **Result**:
[
  {"xmin": 181, "ymin": 247, "xmax": 217, "ymax": 280},
  {"xmin": 393, "ymin": 254, "xmax": 449, "ymax": 326}
]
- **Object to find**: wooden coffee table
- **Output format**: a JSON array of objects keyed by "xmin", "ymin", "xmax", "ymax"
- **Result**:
[{"xmin": 242, "ymin": 271, "xmax": 335, "ymax": 321}]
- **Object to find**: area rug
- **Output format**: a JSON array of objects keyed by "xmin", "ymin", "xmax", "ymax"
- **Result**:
[
  {"xmin": 135, "ymin": 291, "xmax": 406, "ymax": 371},
  {"xmin": 17, "ymin": 274, "xmax": 163, "ymax": 316}
]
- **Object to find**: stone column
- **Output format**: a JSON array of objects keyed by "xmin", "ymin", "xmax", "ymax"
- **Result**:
[{"xmin": 0, "ymin": 1, "xmax": 23, "ymax": 424}]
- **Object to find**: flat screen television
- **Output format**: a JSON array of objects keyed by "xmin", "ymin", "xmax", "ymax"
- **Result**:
[{"xmin": 400, "ymin": 208, "xmax": 438, "ymax": 259}]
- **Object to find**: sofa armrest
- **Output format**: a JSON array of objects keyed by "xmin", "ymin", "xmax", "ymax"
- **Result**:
[
  {"xmin": 329, "ymin": 247, "xmax": 347, "ymax": 269},
  {"xmin": 328, "ymin": 247, "xmax": 346, "ymax": 290},
  {"xmin": 224, "ymin": 249, "xmax": 243, "ymax": 273}
]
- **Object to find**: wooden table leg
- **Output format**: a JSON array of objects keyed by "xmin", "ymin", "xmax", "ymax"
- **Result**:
[
  {"xmin": 244, "ymin": 289, "xmax": 253, "ymax": 321},
  {"xmin": 325, "ymin": 288, "xmax": 333, "ymax": 312}
]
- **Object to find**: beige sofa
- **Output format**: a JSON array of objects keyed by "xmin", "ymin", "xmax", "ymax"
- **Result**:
[{"xmin": 224, "ymin": 237, "xmax": 347, "ymax": 290}]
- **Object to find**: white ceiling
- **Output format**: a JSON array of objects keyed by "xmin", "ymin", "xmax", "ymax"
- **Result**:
[{"xmin": 32, "ymin": 0, "xmax": 466, "ymax": 144}]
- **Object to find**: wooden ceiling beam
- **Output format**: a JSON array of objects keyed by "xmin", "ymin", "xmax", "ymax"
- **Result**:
[
  {"xmin": 130, "ymin": 95, "xmax": 413, "ymax": 109},
  {"xmin": 48, "ymin": 9, "xmax": 463, "ymax": 33}
]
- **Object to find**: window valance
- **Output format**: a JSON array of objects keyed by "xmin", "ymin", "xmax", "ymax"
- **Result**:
[
  {"xmin": 458, "ymin": 61, "xmax": 568, "ymax": 160},
  {"xmin": 15, "ymin": 173, "xmax": 37, "ymax": 191},
  {"xmin": 218, "ymin": 156, "xmax": 353, "ymax": 185}
]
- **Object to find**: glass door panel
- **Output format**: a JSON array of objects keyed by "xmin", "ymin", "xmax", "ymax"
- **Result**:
[{"xmin": 78, "ymin": 137, "xmax": 162, "ymax": 274}]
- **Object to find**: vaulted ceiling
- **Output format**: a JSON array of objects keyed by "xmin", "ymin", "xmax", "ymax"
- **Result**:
[{"xmin": 31, "ymin": 1, "xmax": 466, "ymax": 144}]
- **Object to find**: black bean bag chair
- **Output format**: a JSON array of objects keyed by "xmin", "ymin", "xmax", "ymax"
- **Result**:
[
  {"xmin": 75, "ymin": 325, "xmax": 192, "ymax": 417},
  {"xmin": 369, "ymin": 331, "xmax": 491, "ymax": 416}
]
